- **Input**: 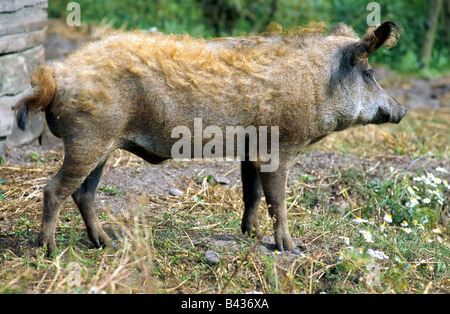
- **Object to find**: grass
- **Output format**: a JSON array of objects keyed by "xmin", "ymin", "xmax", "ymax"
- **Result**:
[
  {"xmin": 98, "ymin": 185, "xmax": 126, "ymax": 196},
  {"xmin": 287, "ymin": 168, "xmax": 449, "ymax": 293},
  {"xmin": 0, "ymin": 106, "xmax": 449, "ymax": 294}
]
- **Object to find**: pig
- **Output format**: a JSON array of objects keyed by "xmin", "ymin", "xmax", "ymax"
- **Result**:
[{"xmin": 15, "ymin": 21, "xmax": 407, "ymax": 255}]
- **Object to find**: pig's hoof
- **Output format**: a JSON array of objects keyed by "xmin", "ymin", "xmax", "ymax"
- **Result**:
[
  {"xmin": 38, "ymin": 233, "xmax": 57, "ymax": 257},
  {"xmin": 274, "ymin": 232, "xmax": 297, "ymax": 253},
  {"xmin": 242, "ymin": 223, "xmax": 260, "ymax": 239},
  {"xmin": 89, "ymin": 231, "xmax": 113, "ymax": 249}
]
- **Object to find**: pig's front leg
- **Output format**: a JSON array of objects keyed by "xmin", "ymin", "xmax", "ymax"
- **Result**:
[
  {"xmin": 241, "ymin": 160, "xmax": 262, "ymax": 238},
  {"xmin": 259, "ymin": 167, "xmax": 297, "ymax": 253}
]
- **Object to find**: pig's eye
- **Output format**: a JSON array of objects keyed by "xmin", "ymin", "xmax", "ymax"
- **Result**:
[{"xmin": 363, "ymin": 70, "xmax": 373, "ymax": 82}]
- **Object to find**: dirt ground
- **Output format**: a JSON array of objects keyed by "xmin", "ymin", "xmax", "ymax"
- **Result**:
[{"xmin": 2, "ymin": 19, "xmax": 449, "ymax": 259}]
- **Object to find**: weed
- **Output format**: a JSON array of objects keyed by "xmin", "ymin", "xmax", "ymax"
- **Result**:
[
  {"xmin": 98, "ymin": 185, "xmax": 125, "ymax": 196},
  {"xmin": 0, "ymin": 179, "xmax": 5, "ymax": 199},
  {"xmin": 29, "ymin": 152, "xmax": 45, "ymax": 163}
]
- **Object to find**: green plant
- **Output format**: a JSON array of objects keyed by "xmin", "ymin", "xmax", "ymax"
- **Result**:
[
  {"xmin": 29, "ymin": 152, "xmax": 45, "ymax": 163},
  {"xmin": 0, "ymin": 179, "xmax": 6, "ymax": 199},
  {"xmin": 98, "ymin": 185, "xmax": 125, "ymax": 196}
]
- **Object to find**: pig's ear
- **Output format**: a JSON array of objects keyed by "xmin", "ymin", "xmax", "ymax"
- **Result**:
[{"xmin": 351, "ymin": 21, "xmax": 400, "ymax": 64}]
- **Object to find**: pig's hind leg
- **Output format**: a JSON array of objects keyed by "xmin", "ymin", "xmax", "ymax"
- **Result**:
[
  {"xmin": 72, "ymin": 161, "xmax": 112, "ymax": 249},
  {"xmin": 39, "ymin": 139, "xmax": 113, "ymax": 255}
]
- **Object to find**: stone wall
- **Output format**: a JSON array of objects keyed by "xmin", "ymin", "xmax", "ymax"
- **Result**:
[{"xmin": 0, "ymin": 0, "xmax": 48, "ymax": 152}]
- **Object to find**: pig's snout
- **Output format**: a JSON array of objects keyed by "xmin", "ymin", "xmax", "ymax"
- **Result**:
[
  {"xmin": 372, "ymin": 97, "xmax": 407, "ymax": 125},
  {"xmin": 389, "ymin": 97, "xmax": 408, "ymax": 124}
]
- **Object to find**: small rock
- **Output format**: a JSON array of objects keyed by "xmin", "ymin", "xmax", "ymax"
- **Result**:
[
  {"xmin": 214, "ymin": 176, "xmax": 230, "ymax": 185},
  {"xmin": 245, "ymin": 290, "xmax": 264, "ymax": 294},
  {"xmin": 169, "ymin": 188, "xmax": 183, "ymax": 196},
  {"xmin": 204, "ymin": 250, "xmax": 220, "ymax": 266},
  {"xmin": 110, "ymin": 241, "xmax": 119, "ymax": 249}
]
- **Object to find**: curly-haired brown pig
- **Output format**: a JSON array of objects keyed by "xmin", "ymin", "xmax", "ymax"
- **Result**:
[{"xmin": 15, "ymin": 21, "xmax": 407, "ymax": 255}]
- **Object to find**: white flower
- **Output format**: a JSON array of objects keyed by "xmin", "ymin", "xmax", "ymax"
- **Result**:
[
  {"xmin": 339, "ymin": 236, "xmax": 350, "ymax": 246},
  {"xmin": 431, "ymin": 189, "xmax": 442, "ymax": 199},
  {"xmin": 423, "ymin": 198, "xmax": 431, "ymax": 204},
  {"xmin": 406, "ymin": 197, "xmax": 419, "ymax": 208},
  {"xmin": 413, "ymin": 220, "xmax": 425, "ymax": 230},
  {"xmin": 400, "ymin": 221, "xmax": 408, "ymax": 227},
  {"xmin": 413, "ymin": 176, "xmax": 423, "ymax": 182},
  {"xmin": 367, "ymin": 249, "xmax": 390, "ymax": 260},
  {"xmin": 426, "ymin": 173, "xmax": 438, "ymax": 187},
  {"xmin": 435, "ymin": 167, "xmax": 448, "ymax": 174},
  {"xmin": 443, "ymin": 179, "xmax": 449, "ymax": 189},
  {"xmin": 353, "ymin": 217, "xmax": 369, "ymax": 224},
  {"xmin": 403, "ymin": 228, "xmax": 412, "ymax": 234},
  {"xmin": 359, "ymin": 230, "xmax": 374, "ymax": 243},
  {"xmin": 383, "ymin": 214, "xmax": 393, "ymax": 223}
]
